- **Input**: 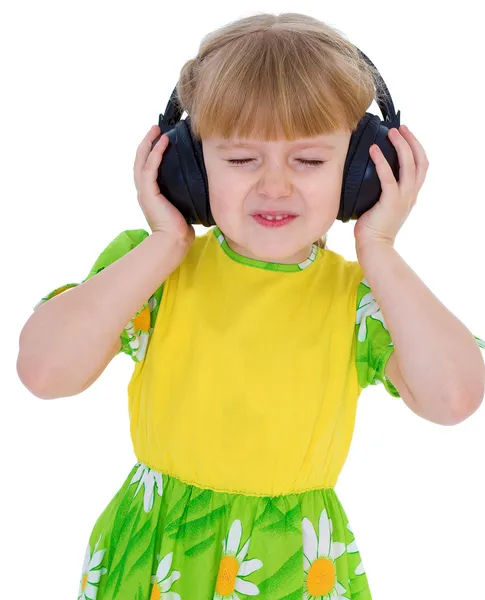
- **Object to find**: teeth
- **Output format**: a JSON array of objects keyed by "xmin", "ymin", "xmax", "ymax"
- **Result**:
[{"xmin": 260, "ymin": 215, "xmax": 290, "ymax": 220}]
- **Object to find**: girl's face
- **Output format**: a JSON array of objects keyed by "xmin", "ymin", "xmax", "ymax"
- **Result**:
[{"xmin": 201, "ymin": 130, "xmax": 352, "ymax": 264}]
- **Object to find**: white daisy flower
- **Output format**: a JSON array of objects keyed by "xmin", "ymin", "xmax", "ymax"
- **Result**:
[
  {"xmin": 346, "ymin": 522, "xmax": 365, "ymax": 576},
  {"xmin": 78, "ymin": 534, "xmax": 108, "ymax": 600},
  {"xmin": 302, "ymin": 509, "xmax": 348, "ymax": 599},
  {"xmin": 130, "ymin": 462, "xmax": 163, "ymax": 513},
  {"xmin": 150, "ymin": 551, "xmax": 181, "ymax": 599},
  {"xmin": 214, "ymin": 519, "xmax": 263, "ymax": 599}
]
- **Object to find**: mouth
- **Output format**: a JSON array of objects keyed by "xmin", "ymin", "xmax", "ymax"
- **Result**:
[{"xmin": 252, "ymin": 214, "xmax": 298, "ymax": 228}]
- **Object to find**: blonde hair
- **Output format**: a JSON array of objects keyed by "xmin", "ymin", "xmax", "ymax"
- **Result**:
[{"xmin": 175, "ymin": 12, "xmax": 387, "ymax": 250}]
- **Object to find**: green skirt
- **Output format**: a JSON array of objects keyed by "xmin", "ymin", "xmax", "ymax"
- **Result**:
[{"xmin": 78, "ymin": 462, "xmax": 372, "ymax": 600}]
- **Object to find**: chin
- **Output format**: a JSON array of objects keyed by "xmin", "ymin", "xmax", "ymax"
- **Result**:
[{"xmin": 249, "ymin": 239, "xmax": 308, "ymax": 262}]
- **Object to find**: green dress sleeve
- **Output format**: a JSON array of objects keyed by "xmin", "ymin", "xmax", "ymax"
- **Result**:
[
  {"xmin": 354, "ymin": 278, "xmax": 400, "ymax": 397},
  {"xmin": 355, "ymin": 277, "xmax": 485, "ymax": 398},
  {"xmin": 33, "ymin": 229, "xmax": 164, "ymax": 363}
]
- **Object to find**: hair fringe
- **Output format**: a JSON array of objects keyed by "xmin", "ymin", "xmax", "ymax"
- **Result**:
[{"xmin": 176, "ymin": 12, "xmax": 386, "ymax": 142}]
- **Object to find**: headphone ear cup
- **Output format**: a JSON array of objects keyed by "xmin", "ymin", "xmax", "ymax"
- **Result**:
[
  {"xmin": 156, "ymin": 119, "xmax": 212, "ymax": 226},
  {"xmin": 185, "ymin": 117, "xmax": 214, "ymax": 226},
  {"xmin": 339, "ymin": 113, "xmax": 400, "ymax": 222}
]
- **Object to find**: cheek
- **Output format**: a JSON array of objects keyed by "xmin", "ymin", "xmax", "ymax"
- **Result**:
[
  {"xmin": 207, "ymin": 187, "xmax": 236, "ymax": 227},
  {"xmin": 319, "ymin": 166, "xmax": 345, "ymax": 199},
  {"xmin": 308, "ymin": 171, "xmax": 341, "ymax": 199},
  {"xmin": 205, "ymin": 170, "xmax": 224, "ymax": 210},
  {"xmin": 306, "ymin": 173, "xmax": 343, "ymax": 220},
  {"xmin": 206, "ymin": 166, "xmax": 235, "ymax": 199},
  {"xmin": 206, "ymin": 171, "xmax": 246, "ymax": 216}
]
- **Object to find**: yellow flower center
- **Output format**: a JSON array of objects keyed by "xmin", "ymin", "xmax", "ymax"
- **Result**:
[
  {"xmin": 133, "ymin": 306, "xmax": 150, "ymax": 332},
  {"xmin": 81, "ymin": 573, "xmax": 88, "ymax": 591},
  {"xmin": 215, "ymin": 555, "xmax": 239, "ymax": 596},
  {"xmin": 306, "ymin": 557, "xmax": 336, "ymax": 596},
  {"xmin": 149, "ymin": 580, "xmax": 161, "ymax": 600}
]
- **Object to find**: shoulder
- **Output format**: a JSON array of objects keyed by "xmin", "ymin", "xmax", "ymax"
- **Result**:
[{"xmin": 318, "ymin": 247, "xmax": 365, "ymax": 287}]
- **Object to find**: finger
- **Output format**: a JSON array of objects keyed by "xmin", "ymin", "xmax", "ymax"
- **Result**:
[
  {"xmin": 139, "ymin": 134, "xmax": 171, "ymax": 203},
  {"xmin": 145, "ymin": 132, "xmax": 169, "ymax": 172},
  {"xmin": 369, "ymin": 145, "xmax": 399, "ymax": 193},
  {"xmin": 398, "ymin": 125, "xmax": 429, "ymax": 189},
  {"xmin": 388, "ymin": 128, "xmax": 416, "ymax": 195},
  {"xmin": 133, "ymin": 126, "xmax": 157, "ymax": 184},
  {"xmin": 133, "ymin": 126, "xmax": 164, "ymax": 185}
]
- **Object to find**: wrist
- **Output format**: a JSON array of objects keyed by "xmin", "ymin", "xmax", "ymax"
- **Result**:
[
  {"xmin": 150, "ymin": 229, "xmax": 193, "ymax": 255},
  {"xmin": 356, "ymin": 232, "xmax": 394, "ymax": 252},
  {"xmin": 356, "ymin": 237, "xmax": 395, "ymax": 262}
]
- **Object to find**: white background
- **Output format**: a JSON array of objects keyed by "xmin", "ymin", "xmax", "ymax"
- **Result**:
[{"xmin": 2, "ymin": 1, "xmax": 484, "ymax": 599}]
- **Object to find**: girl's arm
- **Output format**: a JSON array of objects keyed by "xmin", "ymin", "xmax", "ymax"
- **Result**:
[
  {"xmin": 17, "ymin": 232, "xmax": 190, "ymax": 400},
  {"xmin": 357, "ymin": 240, "xmax": 485, "ymax": 426}
]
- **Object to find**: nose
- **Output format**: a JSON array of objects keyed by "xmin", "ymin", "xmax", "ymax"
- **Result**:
[{"xmin": 256, "ymin": 164, "xmax": 294, "ymax": 199}]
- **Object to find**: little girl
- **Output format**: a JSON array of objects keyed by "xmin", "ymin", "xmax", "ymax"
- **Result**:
[{"xmin": 18, "ymin": 12, "xmax": 485, "ymax": 600}]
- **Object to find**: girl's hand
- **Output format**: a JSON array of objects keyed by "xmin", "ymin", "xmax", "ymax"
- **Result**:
[
  {"xmin": 353, "ymin": 125, "xmax": 429, "ymax": 250},
  {"xmin": 133, "ymin": 125, "xmax": 195, "ymax": 245}
]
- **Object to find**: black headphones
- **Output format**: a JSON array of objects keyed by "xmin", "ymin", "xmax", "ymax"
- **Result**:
[{"xmin": 152, "ymin": 46, "xmax": 401, "ymax": 226}]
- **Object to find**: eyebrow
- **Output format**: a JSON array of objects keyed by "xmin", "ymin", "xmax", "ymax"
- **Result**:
[{"xmin": 215, "ymin": 141, "xmax": 336, "ymax": 150}]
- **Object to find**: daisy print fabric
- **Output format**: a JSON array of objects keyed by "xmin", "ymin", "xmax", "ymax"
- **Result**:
[
  {"xmin": 78, "ymin": 535, "xmax": 108, "ymax": 600},
  {"xmin": 78, "ymin": 462, "xmax": 373, "ymax": 599},
  {"xmin": 151, "ymin": 551, "xmax": 181, "ymax": 599},
  {"xmin": 214, "ymin": 519, "xmax": 263, "ymax": 599},
  {"xmin": 302, "ymin": 509, "xmax": 356, "ymax": 599}
]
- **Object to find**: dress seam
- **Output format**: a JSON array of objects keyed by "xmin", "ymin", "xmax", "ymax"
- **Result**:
[{"xmin": 136, "ymin": 457, "xmax": 334, "ymax": 497}]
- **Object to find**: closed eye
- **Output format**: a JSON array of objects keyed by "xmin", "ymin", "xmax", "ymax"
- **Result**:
[{"xmin": 227, "ymin": 159, "xmax": 324, "ymax": 167}]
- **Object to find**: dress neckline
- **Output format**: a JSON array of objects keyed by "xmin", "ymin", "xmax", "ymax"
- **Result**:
[{"xmin": 212, "ymin": 225, "xmax": 319, "ymax": 273}]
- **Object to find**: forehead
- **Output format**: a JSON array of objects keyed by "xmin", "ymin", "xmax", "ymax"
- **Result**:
[{"xmin": 213, "ymin": 135, "xmax": 339, "ymax": 151}]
